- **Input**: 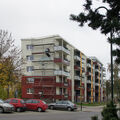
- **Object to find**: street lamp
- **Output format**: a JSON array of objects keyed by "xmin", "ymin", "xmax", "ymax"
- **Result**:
[{"xmin": 95, "ymin": 6, "xmax": 114, "ymax": 102}]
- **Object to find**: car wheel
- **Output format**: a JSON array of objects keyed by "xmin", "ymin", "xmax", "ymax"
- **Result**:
[
  {"xmin": 0, "ymin": 107, "xmax": 3, "ymax": 113},
  {"xmin": 50, "ymin": 106, "xmax": 54, "ymax": 110},
  {"xmin": 16, "ymin": 108, "xmax": 21, "ymax": 112},
  {"xmin": 67, "ymin": 107, "xmax": 72, "ymax": 111},
  {"xmin": 37, "ymin": 107, "xmax": 42, "ymax": 112}
]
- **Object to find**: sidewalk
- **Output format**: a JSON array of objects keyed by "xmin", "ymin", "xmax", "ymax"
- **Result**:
[{"xmin": 77, "ymin": 105, "xmax": 104, "ymax": 112}]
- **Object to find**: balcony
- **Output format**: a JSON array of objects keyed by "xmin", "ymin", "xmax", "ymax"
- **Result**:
[
  {"xmin": 95, "ymin": 69, "xmax": 99, "ymax": 73},
  {"xmin": 64, "ymin": 83, "xmax": 68, "ymax": 87},
  {"xmin": 74, "ymin": 76, "xmax": 80, "ymax": 80},
  {"xmin": 54, "ymin": 70, "xmax": 70, "ymax": 77},
  {"xmin": 32, "ymin": 57, "xmax": 53, "ymax": 62},
  {"xmin": 54, "ymin": 58, "xmax": 70, "ymax": 66},
  {"xmin": 87, "ymin": 63, "xmax": 91, "ymax": 68},
  {"xmin": 74, "ymin": 56, "xmax": 80, "ymax": 61},
  {"xmin": 55, "ymin": 82, "xmax": 68, "ymax": 87},
  {"xmin": 55, "ymin": 82, "xmax": 64, "ymax": 87},
  {"xmin": 54, "ymin": 46, "xmax": 70, "ymax": 55},
  {"xmin": 64, "ymin": 94, "xmax": 68, "ymax": 98},
  {"xmin": 95, "ymin": 83, "xmax": 99, "ymax": 86},
  {"xmin": 74, "ymin": 65, "xmax": 80, "ymax": 70},
  {"xmin": 87, "ymin": 88, "xmax": 91, "ymax": 91},
  {"xmin": 87, "ymin": 80, "xmax": 91, "ymax": 84},
  {"xmin": 74, "ymin": 85, "xmax": 80, "ymax": 90}
]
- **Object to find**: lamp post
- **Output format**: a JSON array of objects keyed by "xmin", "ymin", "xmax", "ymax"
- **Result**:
[{"xmin": 95, "ymin": 6, "xmax": 114, "ymax": 102}]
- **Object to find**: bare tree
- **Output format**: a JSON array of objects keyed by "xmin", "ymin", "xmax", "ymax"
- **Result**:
[{"xmin": 0, "ymin": 29, "xmax": 24, "ymax": 98}]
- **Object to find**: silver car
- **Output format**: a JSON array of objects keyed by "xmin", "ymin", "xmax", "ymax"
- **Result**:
[
  {"xmin": 0, "ymin": 99, "xmax": 14, "ymax": 113},
  {"xmin": 48, "ymin": 100, "xmax": 77, "ymax": 111}
]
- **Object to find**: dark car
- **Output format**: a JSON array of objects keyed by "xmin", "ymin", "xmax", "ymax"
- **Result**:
[
  {"xmin": 48, "ymin": 100, "xmax": 77, "ymax": 111},
  {"xmin": 25, "ymin": 99, "xmax": 48, "ymax": 112},
  {"xmin": 0, "ymin": 99, "xmax": 14, "ymax": 113},
  {"xmin": 5, "ymin": 98, "xmax": 26, "ymax": 112}
]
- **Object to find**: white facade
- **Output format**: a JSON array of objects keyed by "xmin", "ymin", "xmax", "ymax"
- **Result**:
[{"xmin": 21, "ymin": 35, "xmax": 105, "ymax": 102}]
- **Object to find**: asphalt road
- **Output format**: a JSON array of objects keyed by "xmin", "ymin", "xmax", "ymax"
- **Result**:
[{"xmin": 0, "ymin": 109, "xmax": 102, "ymax": 120}]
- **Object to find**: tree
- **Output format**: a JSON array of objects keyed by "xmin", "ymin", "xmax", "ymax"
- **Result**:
[
  {"xmin": 106, "ymin": 80, "xmax": 111, "ymax": 101},
  {"xmin": 107, "ymin": 63, "xmax": 120, "ymax": 100},
  {"xmin": 70, "ymin": 0, "xmax": 120, "ymax": 64},
  {"xmin": 0, "ymin": 30, "xmax": 14, "ymax": 58},
  {"xmin": 0, "ymin": 29, "xmax": 23, "ymax": 99},
  {"xmin": 101, "ymin": 101, "xmax": 119, "ymax": 120}
]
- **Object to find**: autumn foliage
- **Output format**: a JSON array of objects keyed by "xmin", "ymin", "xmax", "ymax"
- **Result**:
[{"xmin": 0, "ymin": 30, "xmax": 23, "ymax": 99}]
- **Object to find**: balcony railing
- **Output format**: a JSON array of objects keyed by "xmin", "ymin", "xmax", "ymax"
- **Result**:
[
  {"xmin": 95, "ymin": 69, "xmax": 99, "ymax": 73},
  {"xmin": 74, "ymin": 85, "xmax": 80, "ymax": 90},
  {"xmin": 54, "ymin": 46, "xmax": 70, "ymax": 55},
  {"xmin": 64, "ymin": 83, "xmax": 68, "ymax": 86},
  {"xmin": 32, "ymin": 57, "xmax": 53, "ymax": 62},
  {"xmin": 74, "ymin": 55, "xmax": 80, "ymax": 61},
  {"xmin": 74, "ymin": 65, "xmax": 80, "ymax": 70},
  {"xmin": 63, "ymin": 59, "xmax": 70, "ymax": 65},
  {"xmin": 87, "ymin": 80, "xmax": 91, "ymax": 83},
  {"xmin": 54, "ymin": 58, "xmax": 70, "ymax": 65},
  {"xmin": 54, "ymin": 70, "xmax": 70, "ymax": 77},
  {"xmin": 64, "ymin": 94, "xmax": 68, "ymax": 98},
  {"xmin": 95, "ymin": 83, "xmax": 99, "ymax": 86},
  {"xmin": 74, "ymin": 76, "xmax": 80, "ymax": 80},
  {"xmin": 87, "ymin": 63, "xmax": 91, "ymax": 68},
  {"xmin": 55, "ymin": 82, "xmax": 68, "ymax": 87}
]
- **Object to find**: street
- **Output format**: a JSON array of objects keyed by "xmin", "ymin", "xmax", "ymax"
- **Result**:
[{"xmin": 0, "ymin": 108, "xmax": 102, "ymax": 120}]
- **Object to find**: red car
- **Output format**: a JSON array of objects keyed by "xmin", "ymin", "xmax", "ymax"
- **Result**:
[
  {"xmin": 25, "ymin": 99, "xmax": 48, "ymax": 112},
  {"xmin": 5, "ymin": 98, "xmax": 26, "ymax": 112}
]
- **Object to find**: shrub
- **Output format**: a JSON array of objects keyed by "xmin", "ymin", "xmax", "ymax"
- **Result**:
[{"xmin": 101, "ymin": 101, "xmax": 119, "ymax": 120}]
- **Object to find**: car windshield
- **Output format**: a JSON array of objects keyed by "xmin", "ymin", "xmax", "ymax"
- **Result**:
[
  {"xmin": 42, "ymin": 101, "xmax": 46, "ymax": 104},
  {"xmin": 20, "ymin": 100, "xmax": 25, "ymax": 104},
  {"xmin": 0, "ymin": 99, "xmax": 4, "ymax": 103},
  {"xmin": 68, "ymin": 101, "xmax": 74, "ymax": 105}
]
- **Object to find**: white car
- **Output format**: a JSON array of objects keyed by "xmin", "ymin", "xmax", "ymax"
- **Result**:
[{"xmin": 0, "ymin": 99, "xmax": 14, "ymax": 113}]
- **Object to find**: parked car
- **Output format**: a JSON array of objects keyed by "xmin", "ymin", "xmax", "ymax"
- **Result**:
[
  {"xmin": 4, "ymin": 98, "xmax": 26, "ymax": 112},
  {"xmin": 0, "ymin": 99, "xmax": 14, "ymax": 113},
  {"xmin": 25, "ymin": 99, "xmax": 48, "ymax": 112},
  {"xmin": 48, "ymin": 100, "xmax": 77, "ymax": 111}
]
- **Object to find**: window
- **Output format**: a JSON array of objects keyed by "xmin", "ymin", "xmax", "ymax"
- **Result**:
[
  {"xmin": 26, "ymin": 99, "xmax": 32, "ymax": 103},
  {"xmin": 27, "ymin": 88, "xmax": 34, "ymax": 94},
  {"xmin": 27, "ymin": 78, "xmax": 34, "ymax": 83},
  {"xmin": 26, "ymin": 55, "xmax": 34, "ymax": 61},
  {"xmin": 4, "ymin": 99, "xmax": 11, "ymax": 103},
  {"xmin": 27, "ymin": 66, "xmax": 34, "ymax": 72},
  {"xmin": 12, "ymin": 99, "xmax": 18, "ymax": 103},
  {"xmin": 32, "ymin": 100, "xmax": 39, "ymax": 103},
  {"xmin": 20, "ymin": 100, "xmax": 25, "ymax": 104},
  {"xmin": 56, "ymin": 101, "xmax": 63, "ymax": 104},
  {"xmin": 26, "ymin": 45, "xmax": 33, "ymax": 50}
]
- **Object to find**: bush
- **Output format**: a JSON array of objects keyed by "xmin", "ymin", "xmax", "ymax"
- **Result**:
[
  {"xmin": 91, "ymin": 115, "xmax": 98, "ymax": 120},
  {"xmin": 101, "ymin": 101, "xmax": 119, "ymax": 120}
]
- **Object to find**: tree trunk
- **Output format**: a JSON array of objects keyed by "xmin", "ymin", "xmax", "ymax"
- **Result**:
[{"xmin": 7, "ymin": 85, "xmax": 10, "ymax": 98}]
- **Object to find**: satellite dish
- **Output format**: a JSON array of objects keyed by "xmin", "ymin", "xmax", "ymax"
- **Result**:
[{"xmin": 45, "ymin": 48, "xmax": 50, "ymax": 57}]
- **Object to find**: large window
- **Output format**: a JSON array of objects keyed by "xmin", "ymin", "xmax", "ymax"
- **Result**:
[
  {"xmin": 27, "ymin": 88, "xmax": 34, "ymax": 94},
  {"xmin": 26, "ymin": 55, "xmax": 34, "ymax": 61},
  {"xmin": 27, "ymin": 78, "xmax": 34, "ymax": 83},
  {"xmin": 26, "ymin": 45, "xmax": 33, "ymax": 50},
  {"xmin": 27, "ymin": 66, "xmax": 34, "ymax": 72}
]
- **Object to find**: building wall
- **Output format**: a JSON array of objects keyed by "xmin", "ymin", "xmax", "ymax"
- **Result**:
[{"xmin": 21, "ymin": 35, "xmax": 105, "ymax": 102}]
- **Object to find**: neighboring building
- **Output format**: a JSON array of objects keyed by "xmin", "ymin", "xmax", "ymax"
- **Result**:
[{"xmin": 21, "ymin": 35, "xmax": 105, "ymax": 102}]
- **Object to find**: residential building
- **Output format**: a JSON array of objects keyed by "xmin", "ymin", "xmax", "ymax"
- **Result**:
[{"xmin": 21, "ymin": 35, "xmax": 105, "ymax": 102}]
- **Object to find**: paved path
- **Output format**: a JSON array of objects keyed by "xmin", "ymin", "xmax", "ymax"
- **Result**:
[{"xmin": 78, "ymin": 105, "xmax": 104, "ymax": 112}]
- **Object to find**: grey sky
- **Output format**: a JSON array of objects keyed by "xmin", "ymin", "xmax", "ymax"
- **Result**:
[{"xmin": 0, "ymin": 0, "xmax": 110, "ymax": 78}]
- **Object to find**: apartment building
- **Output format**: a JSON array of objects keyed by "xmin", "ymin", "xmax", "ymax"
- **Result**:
[{"xmin": 21, "ymin": 35, "xmax": 105, "ymax": 102}]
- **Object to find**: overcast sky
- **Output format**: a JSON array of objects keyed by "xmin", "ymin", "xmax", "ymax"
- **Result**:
[{"xmin": 0, "ymin": 0, "xmax": 110, "ymax": 79}]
